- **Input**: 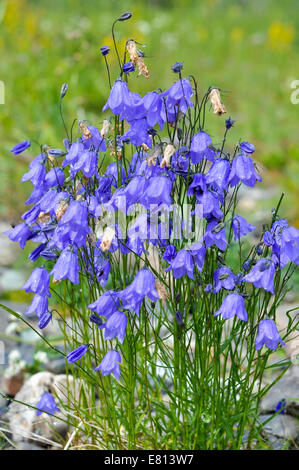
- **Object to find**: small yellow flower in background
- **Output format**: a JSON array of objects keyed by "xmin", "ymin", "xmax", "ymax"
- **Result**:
[
  {"xmin": 267, "ymin": 21, "xmax": 295, "ymax": 52},
  {"xmin": 230, "ymin": 27, "xmax": 244, "ymax": 43}
]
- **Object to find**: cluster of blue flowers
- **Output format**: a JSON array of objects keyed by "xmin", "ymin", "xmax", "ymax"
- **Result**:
[{"xmin": 7, "ymin": 50, "xmax": 299, "ymax": 388}]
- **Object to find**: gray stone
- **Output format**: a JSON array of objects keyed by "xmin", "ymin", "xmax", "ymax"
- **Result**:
[
  {"xmin": 0, "ymin": 268, "xmax": 27, "ymax": 294},
  {"xmin": 6, "ymin": 372, "xmax": 80, "ymax": 447},
  {"xmin": 260, "ymin": 366, "xmax": 299, "ymax": 417},
  {"xmin": 260, "ymin": 414, "xmax": 299, "ymax": 448}
]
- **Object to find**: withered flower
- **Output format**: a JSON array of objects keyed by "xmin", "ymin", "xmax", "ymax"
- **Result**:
[
  {"xmin": 160, "ymin": 143, "xmax": 176, "ymax": 169},
  {"xmin": 209, "ymin": 88, "xmax": 226, "ymax": 116}
]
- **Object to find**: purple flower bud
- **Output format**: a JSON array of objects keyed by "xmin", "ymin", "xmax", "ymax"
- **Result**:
[
  {"xmin": 89, "ymin": 313, "xmax": 103, "ymax": 326},
  {"xmin": 60, "ymin": 83, "xmax": 68, "ymax": 99},
  {"xmin": 275, "ymin": 399, "xmax": 286, "ymax": 415},
  {"xmin": 38, "ymin": 311, "xmax": 52, "ymax": 329},
  {"xmin": 225, "ymin": 118, "xmax": 234, "ymax": 129},
  {"xmin": 122, "ymin": 61, "xmax": 135, "ymax": 74},
  {"xmin": 100, "ymin": 45, "xmax": 110, "ymax": 56},
  {"xmin": 36, "ymin": 392, "xmax": 60, "ymax": 416},
  {"xmin": 10, "ymin": 140, "xmax": 31, "ymax": 155},
  {"xmin": 163, "ymin": 244, "xmax": 177, "ymax": 263},
  {"xmin": 175, "ymin": 311, "xmax": 185, "ymax": 328},
  {"xmin": 66, "ymin": 344, "xmax": 89, "ymax": 363},
  {"xmin": 171, "ymin": 61, "xmax": 183, "ymax": 73},
  {"xmin": 117, "ymin": 12, "xmax": 132, "ymax": 21},
  {"xmin": 240, "ymin": 141, "xmax": 255, "ymax": 154}
]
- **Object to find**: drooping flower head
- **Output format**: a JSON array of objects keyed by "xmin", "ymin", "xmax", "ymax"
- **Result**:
[
  {"xmin": 214, "ymin": 293, "xmax": 248, "ymax": 321},
  {"xmin": 36, "ymin": 392, "xmax": 60, "ymax": 416},
  {"xmin": 255, "ymin": 319, "xmax": 285, "ymax": 351},
  {"xmin": 95, "ymin": 350, "xmax": 122, "ymax": 380}
]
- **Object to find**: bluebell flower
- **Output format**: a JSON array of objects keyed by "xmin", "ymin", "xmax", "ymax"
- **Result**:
[
  {"xmin": 118, "ymin": 269, "xmax": 159, "ymax": 314},
  {"xmin": 26, "ymin": 294, "xmax": 49, "ymax": 318},
  {"xmin": 243, "ymin": 259, "xmax": 275, "ymax": 294},
  {"xmin": 143, "ymin": 91, "xmax": 165, "ymax": 130},
  {"xmin": 21, "ymin": 162, "xmax": 46, "ymax": 187},
  {"xmin": 10, "ymin": 140, "xmax": 31, "ymax": 155},
  {"xmin": 94, "ymin": 350, "xmax": 122, "ymax": 380},
  {"xmin": 229, "ymin": 154, "xmax": 262, "ymax": 187},
  {"xmin": 203, "ymin": 220, "xmax": 228, "ymax": 251},
  {"xmin": 22, "ymin": 267, "xmax": 51, "ymax": 297},
  {"xmin": 163, "ymin": 245, "xmax": 177, "ymax": 263},
  {"xmin": 62, "ymin": 141, "xmax": 84, "ymax": 167},
  {"xmin": 88, "ymin": 290, "xmax": 120, "ymax": 317},
  {"xmin": 44, "ymin": 168, "xmax": 65, "ymax": 189},
  {"xmin": 195, "ymin": 191, "xmax": 224, "ymax": 220},
  {"xmin": 120, "ymin": 118, "xmax": 151, "ymax": 148},
  {"xmin": 103, "ymin": 311, "xmax": 127, "ymax": 343},
  {"xmin": 102, "ymin": 80, "xmax": 130, "ymax": 116},
  {"xmin": 105, "ymin": 162, "xmax": 126, "ymax": 187},
  {"xmin": 281, "ymin": 225, "xmax": 299, "ymax": 265},
  {"xmin": 51, "ymin": 248, "xmax": 81, "ymax": 284},
  {"xmin": 141, "ymin": 176, "xmax": 173, "ymax": 208},
  {"xmin": 66, "ymin": 344, "xmax": 89, "ymax": 363},
  {"xmin": 255, "ymin": 319, "xmax": 285, "ymax": 351},
  {"xmin": 28, "ymin": 243, "xmax": 47, "ymax": 262},
  {"xmin": 189, "ymin": 131, "xmax": 215, "ymax": 164},
  {"xmin": 165, "ymin": 249, "xmax": 194, "ymax": 279},
  {"xmin": 162, "ymin": 78, "xmax": 193, "ymax": 115},
  {"xmin": 5, "ymin": 223, "xmax": 33, "ymax": 249},
  {"xmin": 214, "ymin": 293, "xmax": 248, "ymax": 321},
  {"xmin": 232, "ymin": 215, "xmax": 256, "ymax": 241},
  {"xmin": 206, "ymin": 158, "xmax": 231, "ymax": 191},
  {"xmin": 213, "ymin": 266, "xmax": 236, "ymax": 293},
  {"xmin": 36, "ymin": 392, "xmax": 60, "ymax": 416},
  {"xmin": 72, "ymin": 150, "xmax": 98, "ymax": 178},
  {"xmin": 187, "ymin": 173, "xmax": 207, "ymax": 197}
]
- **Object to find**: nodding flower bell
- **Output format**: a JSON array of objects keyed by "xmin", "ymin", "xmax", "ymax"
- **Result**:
[
  {"xmin": 214, "ymin": 293, "xmax": 248, "ymax": 321},
  {"xmin": 100, "ymin": 226, "xmax": 116, "ymax": 252},
  {"xmin": 160, "ymin": 143, "xmax": 176, "ymax": 169},
  {"xmin": 209, "ymin": 88, "xmax": 226, "ymax": 116},
  {"xmin": 255, "ymin": 319, "xmax": 285, "ymax": 351},
  {"xmin": 94, "ymin": 350, "xmax": 122, "ymax": 380},
  {"xmin": 36, "ymin": 392, "xmax": 60, "ymax": 416}
]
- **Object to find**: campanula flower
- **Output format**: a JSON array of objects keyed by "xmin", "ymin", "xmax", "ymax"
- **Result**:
[
  {"xmin": 94, "ymin": 350, "xmax": 122, "ymax": 380},
  {"xmin": 66, "ymin": 344, "xmax": 89, "ymax": 363},
  {"xmin": 255, "ymin": 319, "xmax": 285, "ymax": 351},
  {"xmin": 229, "ymin": 154, "xmax": 262, "ymax": 187},
  {"xmin": 281, "ymin": 225, "xmax": 299, "ymax": 265},
  {"xmin": 88, "ymin": 290, "xmax": 120, "ymax": 317},
  {"xmin": 26, "ymin": 294, "xmax": 49, "ymax": 318},
  {"xmin": 213, "ymin": 266, "xmax": 236, "ymax": 293},
  {"xmin": 118, "ymin": 269, "xmax": 159, "ymax": 314},
  {"xmin": 243, "ymin": 259, "xmax": 275, "ymax": 294},
  {"xmin": 51, "ymin": 248, "xmax": 81, "ymax": 284},
  {"xmin": 232, "ymin": 215, "xmax": 256, "ymax": 241},
  {"xmin": 100, "ymin": 45, "xmax": 110, "ymax": 56},
  {"xmin": 21, "ymin": 162, "xmax": 46, "ymax": 187},
  {"xmin": 4, "ymin": 223, "xmax": 33, "ymax": 249},
  {"xmin": 143, "ymin": 91, "xmax": 165, "ymax": 129},
  {"xmin": 163, "ymin": 244, "xmax": 177, "ymax": 263},
  {"xmin": 22, "ymin": 267, "xmax": 51, "ymax": 297},
  {"xmin": 203, "ymin": 221, "xmax": 228, "ymax": 252},
  {"xmin": 165, "ymin": 249, "xmax": 194, "ymax": 279},
  {"xmin": 162, "ymin": 78, "xmax": 193, "ymax": 115},
  {"xmin": 103, "ymin": 311, "xmax": 127, "ymax": 343},
  {"xmin": 189, "ymin": 131, "xmax": 215, "ymax": 164},
  {"xmin": 275, "ymin": 399, "xmax": 286, "ymax": 415},
  {"xmin": 195, "ymin": 191, "xmax": 223, "ymax": 220},
  {"xmin": 225, "ymin": 118, "xmax": 234, "ymax": 129},
  {"xmin": 44, "ymin": 168, "xmax": 65, "ymax": 189},
  {"xmin": 206, "ymin": 158, "xmax": 231, "ymax": 191},
  {"xmin": 214, "ymin": 293, "xmax": 248, "ymax": 321},
  {"xmin": 62, "ymin": 141, "xmax": 84, "ymax": 167},
  {"xmin": 10, "ymin": 140, "xmax": 31, "ymax": 155},
  {"xmin": 187, "ymin": 173, "xmax": 207, "ymax": 196},
  {"xmin": 36, "ymin": 392, "xmax": 60, "ymax": 416},
  {"xmin": 72, "ymin": 150, "xmax": 98, "ymax": 178},
  {"xmin": 102, "ymin": 80, "xmax": 130, "ymax": 116}
]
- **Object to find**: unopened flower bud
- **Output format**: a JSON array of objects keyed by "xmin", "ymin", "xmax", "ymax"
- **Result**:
[
  {"xmin": 171, "ymin": 62, "xmax": 183, "ymax": 73},
  {"xmin": 60, "ymin": 83, "xmax": 68, "ymax": 99},
  {"xmin": 100, "ymin": 45, "xmax": 110, "ymax": 56},
  {"xmin": 100, "ymin": 226, "xmax": 116, "ymax": 252},
  {"xmin": 209, "ymin": 88, "xmax": 226, "ymax": 116},
  {"xmin": 160, "ymin": 143, "xmax": 176, "ymax": 169},
  {"xmin": 117, "ymin": 12, "xmax": 132, "ymax": 22}
]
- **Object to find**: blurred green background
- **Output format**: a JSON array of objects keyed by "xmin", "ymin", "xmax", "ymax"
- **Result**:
[{"xmin": 0, "ymin": 0, "xmax": 299, "ymax": 224}]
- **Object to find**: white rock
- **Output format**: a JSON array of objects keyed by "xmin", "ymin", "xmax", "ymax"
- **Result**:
[{"xmin": 6, "ymin": 371, "xmax": 79, "ymax": 447}]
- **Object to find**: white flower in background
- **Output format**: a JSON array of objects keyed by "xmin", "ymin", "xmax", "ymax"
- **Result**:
[{"xmin": 34, "ymin": 351, "xmax": 49, "ymax": 364}]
